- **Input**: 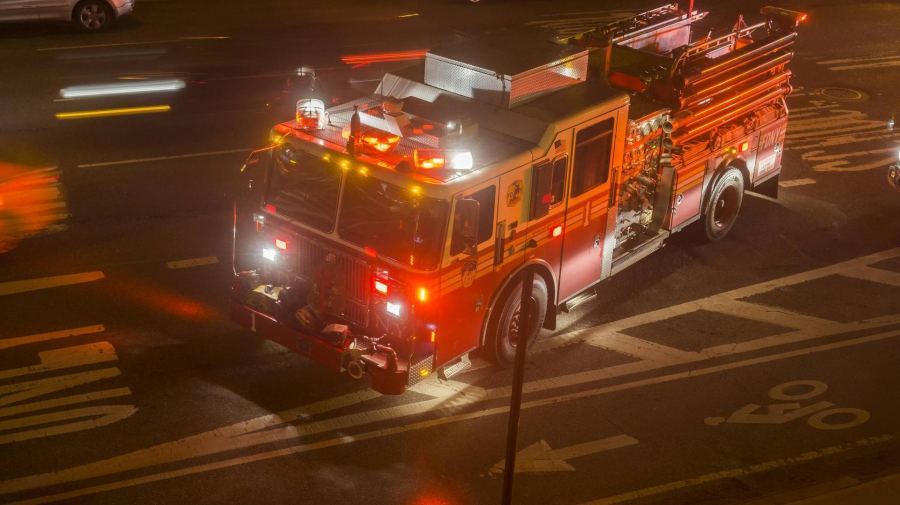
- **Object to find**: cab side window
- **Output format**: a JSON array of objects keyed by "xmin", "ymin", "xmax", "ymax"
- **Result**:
[
  {"xmin": 571, "ymin": 118, "xmax": 614, "ymax": 198},
  {"xmin": 531, "ymin": 156, "xmax": 568, "ymax": 220},
  {"xmin": 450, "ymin": 185, "xmax": 495, "ymax": 256},
  {"xmin": 550, "ymin": 156, "xmax": 567, "ymax": 205}
]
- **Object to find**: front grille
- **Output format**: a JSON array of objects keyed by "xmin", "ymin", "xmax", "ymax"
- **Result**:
[{"xmin": 294, "ymin": 235, "xmax": 370, "ymax": 326}]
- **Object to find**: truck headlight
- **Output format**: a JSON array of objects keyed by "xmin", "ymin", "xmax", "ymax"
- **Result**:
[
  {"xmin": 263, "ymin": 248, "xmax": 277, "ymax": 261},
  {"xmin": 386, "ymin": 301, "xmax": 402, "ymax": 317}
]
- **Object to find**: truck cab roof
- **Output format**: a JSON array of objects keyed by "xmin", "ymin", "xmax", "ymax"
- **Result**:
[{"xmin": 275, "ymin": 61, "xmax": 630, "ymax": 201}]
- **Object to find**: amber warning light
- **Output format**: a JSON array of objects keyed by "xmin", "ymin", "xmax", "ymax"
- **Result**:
[{"xmin": 413, "ymin": 149, "xmax": 474, "ymax": 170}]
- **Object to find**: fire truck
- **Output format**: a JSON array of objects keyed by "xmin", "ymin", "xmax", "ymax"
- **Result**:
[{"xmin": 231, "ymin": 4, "xmax": 806, "ymax": 394}]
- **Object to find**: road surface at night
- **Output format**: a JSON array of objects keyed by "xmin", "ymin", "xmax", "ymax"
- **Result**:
[{"xmin": 2, "ymin": 0, "xmax": 900, "ymax": 504}]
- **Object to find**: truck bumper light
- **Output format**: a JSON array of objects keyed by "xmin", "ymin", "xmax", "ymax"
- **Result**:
[{"xmin": 263, "ymin": 248, "xmax": 276, "ymax": 261}]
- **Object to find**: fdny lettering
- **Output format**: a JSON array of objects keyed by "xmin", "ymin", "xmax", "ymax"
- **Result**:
[{"xmin": 759, "ymin": 127, "xmax": 784, "ymax": 150}]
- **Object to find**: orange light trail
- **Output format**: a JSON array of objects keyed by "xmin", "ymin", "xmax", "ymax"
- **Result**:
[{"xmin": 341, "ymin": 49, "xmax": 428, "ymax": 68}]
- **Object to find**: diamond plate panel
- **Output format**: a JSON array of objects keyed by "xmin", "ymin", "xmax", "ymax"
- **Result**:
[{"xmin": 407, "ymin": 354, "xmax": 434, "ymax": 386}]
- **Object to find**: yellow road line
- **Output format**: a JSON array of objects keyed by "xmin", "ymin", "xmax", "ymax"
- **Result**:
[
  {"xmin": 0, "ymin": 271, "xmax": 104, "ymax": 297},
  {"xmin": 55, "ymin": 105, "xmax": 170, "ymax": 120},
  {"xmin": 0, "ymin": 325, "xmax": 104, "ymax": 351}
]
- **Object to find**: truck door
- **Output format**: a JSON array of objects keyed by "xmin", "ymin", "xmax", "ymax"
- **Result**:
[
  {"xmin": 557, "ymin": 114, "xmax": 618, "ymax": 302},
  {"xmin": 436, "ymin": 180, "xmax": 498, "ymax": 366}
]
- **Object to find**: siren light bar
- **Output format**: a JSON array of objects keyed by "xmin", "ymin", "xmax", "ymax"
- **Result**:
[{"xmin": 413, "ymin": 149, "xmax": 474, "ymax": 170}]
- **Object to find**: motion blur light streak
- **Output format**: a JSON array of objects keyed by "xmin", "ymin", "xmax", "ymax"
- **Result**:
[
  {"xmin": 56, "ymin": 105, "xmax": 171, "ymax": 120},
  {"xmin": 341, "ymin": 49, "xmax": 428, "ymax": 67},
  {"xmin": 61, "ymin": 80, "xmax": 185, "ymax": 98}
]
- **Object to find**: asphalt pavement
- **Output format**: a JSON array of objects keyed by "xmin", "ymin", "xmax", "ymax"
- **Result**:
[{"xmin": 2, "ymin": 0, "xmax": 900, "ymax": 504}]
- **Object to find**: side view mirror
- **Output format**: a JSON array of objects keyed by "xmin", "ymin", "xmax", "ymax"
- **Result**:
[{"xmin": 239, "ymin": 148, "xmax": 272, "ymax": 205}]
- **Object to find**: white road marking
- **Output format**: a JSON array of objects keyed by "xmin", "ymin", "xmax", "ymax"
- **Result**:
[
  {"xmin": 578, "ymin": 435, "xmax": 895, "ymax": 505},
  {"xmin": 166, "ymin": 256, "xmax": 219, "ymax": 269},
  {"xmin": 826, "ymin": 60, "xmax": 900, "ymax": 71},
  {"xmin": 706, "ymin": 380, "xmax": 869, "ymax": 430},
  {"xmin": 779, "ymin": 178, "xmax": 817, "ymax": 187},
  {"xmin": 0, "ymin": 388, "xmax": 131, "ymax": 419},
  {"xmin": 839, "ymin": 266, "xmax": 900, "ymax": 288},
  {"xmin": 0, "ymin": 405, "xmax": 137, "ymax": 445},
  {"xmin": 0, "ymin": 325, "xmax": 104, "ymax": 351},
  {"xmin": 0, "ymin": 342, "xmax": 119, "ymax": 381},
  {"xmin": 5, "ymin": 248, "xmax": 900, "ymax": 499},
  {"xmin": 583, "ymin": 332, "xmax": 702, "ymax": 365},
  {"xmin": 0, "ymin": 271, "xmax": 104, "ymax": 297},
  {"xmin": 785, "ymin": 104, "xmax": 900, "ymax": 172},
  {"xmin": 76, "ymin": 148, "xmax": 254, "ymax": 168},
  {"xmin": 818, "ymin": 54, "xmax": 900, "ymax": 65},
  {"xmin": 9, "ymin": 327, "xmax": 900, "ymax": 502},
  {"xmin": 490, "ymin": 435, "xmax": 639, "ymax": 474}
]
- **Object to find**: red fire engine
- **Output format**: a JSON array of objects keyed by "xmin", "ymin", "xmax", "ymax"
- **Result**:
[{"xmin": 231, "ymin": 4, "xmax": 806, "ymax": 394}]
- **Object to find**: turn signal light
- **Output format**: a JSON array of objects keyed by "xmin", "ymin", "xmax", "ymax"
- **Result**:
[
  {"xmin": 274, "ymin": 238, "xmax": 288, "ymax": 250},
  {"xmin": 375, "ymin": 280, "xmax": 388, "ymax": 294},
  {"xmin": 740, "ymin": 141, "xmax": 749, "ymax": 152},
  {"xmin": 417, "ymin": 287, "xmax": 428, "ymax": 302},
  {"xmin": 552, "ymin": 225, "xmax": 563, "ymax": 238}
]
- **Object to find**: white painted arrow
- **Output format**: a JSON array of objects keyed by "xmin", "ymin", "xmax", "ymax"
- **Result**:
[{"xmin": 490, "ymin": 435, "xmax": 638, "ymax": 475}]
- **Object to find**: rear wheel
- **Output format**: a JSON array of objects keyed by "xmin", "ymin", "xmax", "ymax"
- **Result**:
[
  {"xmin": 485, "ymin": 274, "xmax": 548, "ymax": 367},
  {"xmin": 74, "ymin": 0, "xmax": 114, "ymax": 32},
  {"xmin": 699, "ymin": 167, "xmax": 744, "ymax": 242}
]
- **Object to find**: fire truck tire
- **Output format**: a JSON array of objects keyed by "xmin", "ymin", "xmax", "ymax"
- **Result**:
[
  {"xmin": 486, "ymin": 274, "xmax": 548, "ymax": 367},
  {"xmin": 700, "ymin": 167, "xmax": 744, "ymax": 242}
]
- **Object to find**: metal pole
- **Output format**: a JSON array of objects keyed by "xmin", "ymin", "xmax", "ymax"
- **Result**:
[{"xmin": 501, "ymin": 270, "xmax": 534, "ymax": 505}]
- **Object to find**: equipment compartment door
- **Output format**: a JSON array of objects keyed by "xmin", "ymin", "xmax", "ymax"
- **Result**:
[
  {"xmin": 754, "ymin": 116, "xmax": 788, "ymax": 182},
  {"xmin": 557, "ymin": 114, "xmax": 618, "ymax": 302}
]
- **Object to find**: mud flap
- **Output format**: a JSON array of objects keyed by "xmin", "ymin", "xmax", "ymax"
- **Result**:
[{"xmin": 751, "ymin": 171, "xmax": 780, "ymax": 199}]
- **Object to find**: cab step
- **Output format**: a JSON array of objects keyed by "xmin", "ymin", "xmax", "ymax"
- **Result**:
[
  {"xmin": 439, "ymin": 353, "xmax": 472, "ymax": 380},
  {"xmin": 561, "ymin": 289, "xmax": 597, "ymax": 313}
]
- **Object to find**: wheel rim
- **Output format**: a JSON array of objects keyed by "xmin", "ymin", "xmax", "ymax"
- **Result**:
[
  {"xmin": 713, "ymin": 185, "xmax": 738, "ymax": 228},
  {"xmin": 80, "ymin": 4, "xmax": 106, "ymax": 29},
  {"xmin": 507, "ymin": 296, "xmax": 536, "ymax": 348}
]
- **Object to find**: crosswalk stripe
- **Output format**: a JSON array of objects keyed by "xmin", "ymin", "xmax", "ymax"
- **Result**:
[
  {"xmin": 0, "ymin": 325, "xmax": 105, "ymax": 351},
  {"xmin": 0, "ymin": 271, "xmax": 104, "ymax": 297}
]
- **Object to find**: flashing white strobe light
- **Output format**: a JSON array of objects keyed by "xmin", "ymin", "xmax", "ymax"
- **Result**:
[
  {"xmin": 386, "ymin": 301, "xmax": 402, "ymax": 317},
  {"xmin": 451, "ymin": 151, "xmax": 474, "ymax": 170},
  {"xmin": 263, "ymin": 248, "xmax": 277, "ymax": 261},
  {"xmin": 60, "ymin": 80, "xmax": 186, "ymax": 99}
]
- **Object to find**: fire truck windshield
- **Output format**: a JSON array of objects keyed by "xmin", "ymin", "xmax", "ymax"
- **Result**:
[
  {"xmin": 268, "ymin": 147, "xmax": 342, "ymax": 232},
  {"xmin": 338, "ymin": 174, "xmax": 448, "ymax": 271}
]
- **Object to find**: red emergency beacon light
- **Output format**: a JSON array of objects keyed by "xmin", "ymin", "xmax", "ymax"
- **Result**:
[{"xmin": 296, "ymin": 99, "xmax": 326, "ymax": 130}]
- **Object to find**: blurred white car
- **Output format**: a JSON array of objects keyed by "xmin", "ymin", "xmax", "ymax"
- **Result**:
[{"xmin": 0, "ymin": 0, "xmax": 133, "ymax": 32}]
